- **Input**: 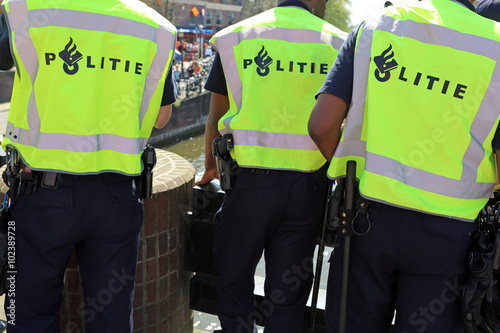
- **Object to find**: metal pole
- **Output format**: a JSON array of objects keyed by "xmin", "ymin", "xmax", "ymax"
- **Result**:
[
  {"xmin": 339, "ymin": 161, "xmax": 356, "ymax": 333},
  {"xmin": 309, "ymin": 181, "xmax": 333, "ymax": 332}
]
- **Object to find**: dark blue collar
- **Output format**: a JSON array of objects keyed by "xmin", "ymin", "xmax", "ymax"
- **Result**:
[{"xmin": 277, "ymin": 0, "xmax": 309, "ymax": 11}]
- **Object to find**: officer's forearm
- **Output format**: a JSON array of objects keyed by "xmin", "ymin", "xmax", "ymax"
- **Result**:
[
  {"xmin": 313, "ymin": 136, "xmax": 340, "ymax": 162},
  {"xmin": 309, "ymin": 93, "xmax": 347, "ymax": 161},
  {"xmin": 203, "ymin": 119, "xmax": 218, "ymax": 172},
  {"xmin": 155, "ymin": 105, "xmax": 172, "ymax": 129}
]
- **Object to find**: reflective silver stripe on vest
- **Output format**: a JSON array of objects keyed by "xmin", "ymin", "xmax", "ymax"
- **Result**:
[
  {"xmin": 5, "ymin": 1, "xmax": 174, "ymax": 153},
  {"xmin": 366, "ymin": 152, "xmax": 493, "ymax": 199},
  {"xmin": 28, "ymin": 9, "xmax": 158, "ymax": 42},
  {"xmin": 139, "ymin": 23, "xmax": 174, "ymax": 130},
  {"xmin": 337, "ymin": 15, "xmax": 500, "ymax": 198},
  {"xmin": 5, "ymin": 0, "xmax": 42, "ymax": 133},
  {"xmin": 6, "ymin": 122, "xmax": 142, "ymax": 154},
  {"xmin": 228, "ymin": 129, "xmax": 318, "ymax": 150},
  {"xmin": 214, "ymin": 23, "xmax": 345, "ymax": 129}
]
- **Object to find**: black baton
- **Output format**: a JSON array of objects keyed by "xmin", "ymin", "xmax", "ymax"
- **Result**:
[{"xmin": 339, "ymin": 160, "xmax": 357, "ymax": 333}]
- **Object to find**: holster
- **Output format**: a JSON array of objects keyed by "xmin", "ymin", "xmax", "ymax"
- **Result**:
[
  {"xmin": 140, "ymin": 145, "xmax": 157, "ymax": 199},
  {"xmin": 326, "ymin": 177, "xmax": 369, "ymax": 237},
  {"xmin": 212, "ymin": 134, "xmax": 238, "ymax": 191}
]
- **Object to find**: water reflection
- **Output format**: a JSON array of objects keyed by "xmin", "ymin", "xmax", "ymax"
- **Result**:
[{"xmin": 162, "ymin": 133, "xmax": 206, "ymax": 178}]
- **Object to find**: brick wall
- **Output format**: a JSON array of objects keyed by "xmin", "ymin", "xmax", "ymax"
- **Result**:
[{"xmin": 59, "ymin": 149, "xmax": 195, "ymax": 333}]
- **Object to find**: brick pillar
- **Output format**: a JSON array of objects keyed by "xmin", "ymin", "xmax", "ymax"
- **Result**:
[{"xmin": 58, "ymin": 149, "xmax": 195, "ymax": 333}]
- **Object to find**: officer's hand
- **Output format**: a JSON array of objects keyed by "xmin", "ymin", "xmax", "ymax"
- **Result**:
[{"xmin": 195, "ymin": 168, "xmax": 218, "ymax": 186}]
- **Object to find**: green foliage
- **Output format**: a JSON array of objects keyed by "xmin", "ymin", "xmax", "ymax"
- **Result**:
[
  {"xmin": 324, "ymin": 0, "xmax": 352, "ymax": 32},
  {"xmin": 241, "ymin": 0, "xmax": 278, "ymax": 20}
]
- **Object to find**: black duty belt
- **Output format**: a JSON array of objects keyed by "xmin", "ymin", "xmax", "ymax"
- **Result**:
[{"xmin": 19, "ymin": 165, "xmax": 60, "ymax": 194}]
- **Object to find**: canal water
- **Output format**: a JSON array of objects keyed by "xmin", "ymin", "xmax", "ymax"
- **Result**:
[{"xmin": 163, "ymin": 134, "xmax": 332, "ymax": 332}]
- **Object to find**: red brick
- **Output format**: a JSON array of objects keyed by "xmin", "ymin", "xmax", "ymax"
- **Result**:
[
  {"xmin": 167, "ymin": 290, "xmax": 178, "ymax": 311},
  {"xmin": 169, "ymin": 230, "xmax": 177, "ymax": 251},
  {"xmin": 160, "ymin": 320, "xmax": 169, "ymax": 333},
  {"xmin": 159, "ymin": 255, "xmax": 168, "ymax": 277},
  {"xmin": 169, "ymin": 190, "xmax": 179, "ymax": 229},
  {"xmin": 167, "ymin": 309, "xmax": 177, "ymax": 332},
  {"xmin": 159, "ymin": 299, "xmax": 169, "ymax": 319},
  {"xmin": 144, "ymin": 198, "xmax": 157, "ymax": 236},
  {"xmin": 158, "ymin": 191, "xmax": 169, "ymax": 232},
  {"xmin": 169, "ymin": 250, "xmax": 177, "ymax": 273},
  {"xmin": 169, "ymin": 273, "xmax": 177, "ymax": 296},
  {"xmin": 166, "ymin": 317, "xmax": 174, "ymax": 333},
  {"xmin": 146, "ymin": 236, "xmax": 157, "ymax": 259},
  {"xmin": 134, "ymin": 285, "xmax": 144, "ymax": 308},
  {"xmin": 147, "ymin": 281, "xmax": 157, "ymax": 304},
  {"xmin": 133, "ymin": 306, "xmax": 144, "ymax": 329},
  {"xmin": 160, "ymin": 275, "xmax": 169, "ymax": 299},
  {"xmin": 138, "ymin": 239, "xmax": 144, "ymax": 261},
  {"xmin": 158, "ymin": 232, "xmax": 168, "ymax": 254},
  {"xmin": 68, "ymin": 293, "xmax": 82, "ymax": 317},
  {"xmin": 159, "ymin": 275, "xmax": 170, "ymax": 300},
  {"xmin": 66, "ymin": 270, "xmax": 80, "ymax": 292},
  {"xmin": 147, "ymin": 304, "xmax": 158, "ymax": 325},
  {"xmin": 136, "ymin": 262, "xmax": 144, "ymax": 284},
  {"xmin": 146, "ymin": 259, "xmax": 157, "ymax": 282}
]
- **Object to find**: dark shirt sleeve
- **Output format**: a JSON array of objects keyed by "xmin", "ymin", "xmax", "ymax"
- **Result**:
[
  {"xmin": 0, "ymin": 14, "xmax": 13, "ymax": 70},
  {"xmin": 161, "ymin": 66, "xmax": 178, "ymax": 106},
  {"xmin": 492, "ymin": 124, "xmax": 500, "ymax": 151},
  {"xmin": 204, "ymin": 53, "xmax": 228, "ymax": 96},
  {"xmin": 315, "ymin": 25, "xmax": 361, "ymax": 105}
]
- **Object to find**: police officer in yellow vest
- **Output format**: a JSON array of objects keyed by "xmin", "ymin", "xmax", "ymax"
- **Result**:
[
  {"xmin": 195, "ymin": 0, "xmax": 346, "ymax": 331},
  {"xmin": 308, "ymin": 0, "xmax": 500, "ymax": 332},
  {"xmin": 0, "ymin": 1, "xmax": 177, "ymax": 332}
]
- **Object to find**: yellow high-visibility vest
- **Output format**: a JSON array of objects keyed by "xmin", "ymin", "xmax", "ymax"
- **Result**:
[
  {"xmin": 212, "ymin": 6, "xmax": 347, "ymax": 172},
  {"xmin": 2, "ymin": 0, "xmax": 176, "ymax": 175},
  {"xmin": 328, "ymin": 0, "xmax": 500, "ymax": 221}
]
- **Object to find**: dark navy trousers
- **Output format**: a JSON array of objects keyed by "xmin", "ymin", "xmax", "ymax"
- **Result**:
[
  {"xmin": 325, "ymin": 202, "xmax": 476, "ymax": 333},
  {"xmin": 6, "ymin": 173, "xmax": 143, "ymax": 333},
  {"xmin": 214, "ymin": 166, "xmax": 328, "ymax": 333}
]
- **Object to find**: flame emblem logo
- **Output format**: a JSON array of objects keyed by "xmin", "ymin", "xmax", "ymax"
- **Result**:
[
  {"xmin": 254, "ymin": 45, "xmax": 273, "ymax": 77},
  {"xmin": 373, "ymin": 44, "xmax": 398, "ymax": 82},
  {"xmin": 59, "ymin": 38, "xmax": 83, "ymax": 75}
]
